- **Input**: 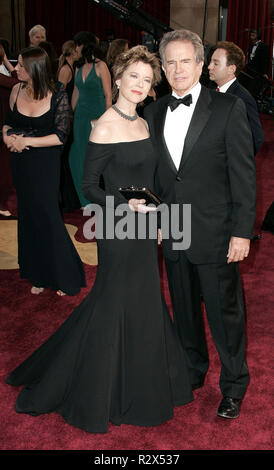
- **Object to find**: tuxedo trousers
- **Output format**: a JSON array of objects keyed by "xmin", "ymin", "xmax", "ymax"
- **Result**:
[{"xmin": 165, "ymin": 252, "xmax": 250, "ymax": 398}]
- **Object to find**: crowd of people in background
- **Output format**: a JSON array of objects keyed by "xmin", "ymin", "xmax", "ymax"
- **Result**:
[
  {"xmin": 0, "ymin": 23, "xmax": 271, "ymax": 283},
  {"xmin": 0, "ymin": 19, "xmax": 272, "ymax": 433},
  {"xmin": 1, "ymin": 24, "xmax": 271, "ymax": 219}
]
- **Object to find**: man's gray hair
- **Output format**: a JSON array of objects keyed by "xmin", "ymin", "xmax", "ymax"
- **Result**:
[{"xmin": 159, "ymin": 29, "xmax": 204, "ymax": 67}]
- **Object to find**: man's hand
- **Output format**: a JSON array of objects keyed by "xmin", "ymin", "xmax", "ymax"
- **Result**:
[{"xmin": 227, "ymin": 236, "xmax": 250, "ymax": 263}]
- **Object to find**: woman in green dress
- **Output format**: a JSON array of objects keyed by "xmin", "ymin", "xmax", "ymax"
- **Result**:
[{"xmin": 69, "ymin": 43, "xmax": 112, "ymax": 208}]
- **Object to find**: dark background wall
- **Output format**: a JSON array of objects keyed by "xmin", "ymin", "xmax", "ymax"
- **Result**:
[
  {"xmin": 24, "ymin": 0, "xmax": 170, "ymax": 54},
  {"xmin": 1, "ymin": 0, "xmax": 273, "ymax": 72}
]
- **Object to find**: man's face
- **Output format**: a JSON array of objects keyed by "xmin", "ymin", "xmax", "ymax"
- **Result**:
[
  {"xmin": 250, "ymin": 32, "xmax": 258, "ymax": 44},
  {"xmin": 30, "ymin": 32, "xmax": 46, "ymax": 47},
  {"xmin": 162, "ymin": 40, "xmax": 203, "ymax": 96},
  {"xmin": 208, "ymin": 48, "xmax": 235, "ymax": 86}
]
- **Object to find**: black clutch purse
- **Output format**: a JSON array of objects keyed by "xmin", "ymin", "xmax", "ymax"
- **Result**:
[
  {"xmin": 119, "ymin": 186, "xmax": 162, "ymax": 206},
  {"xmin": 7, "ymin": 128, "xmax": 38, "ymax": 137}
]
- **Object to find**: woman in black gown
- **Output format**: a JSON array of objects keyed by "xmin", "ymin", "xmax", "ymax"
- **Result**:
[
  {"xmin": 6, "ymin": 46, "xmax": 193, "ymax": 433},
  {"xmin": 57, "ymin": 40, "xmax": 79, "ymax": 102},
  {"xmin": 2, "ymin": 47, "xmax": 86, "ymax": 296},
  {"xmin": 57, "ymin": 40, "xmax": 81, "ymax": 212}
]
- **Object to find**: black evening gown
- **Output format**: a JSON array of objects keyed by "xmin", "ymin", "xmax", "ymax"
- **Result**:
[
  {"xmin": 5, "ymin": 87, "xmax": 86, "ymax": 294},
  {"xmin": 6, "ymin": 138, "xmax": 193, "ymax": 433}
]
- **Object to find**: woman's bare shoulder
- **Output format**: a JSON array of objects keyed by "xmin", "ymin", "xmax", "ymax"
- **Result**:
[
  {"xmin": 11, "ymin": 82, "xmax": 21, "ymax": 95},
  {"xmin": 9, "ymin": 82, "xmax": 21, "ymax": 107},
  {"xmin": 58, "ymin": 64, "xmax": 72, "ymax": 78},
  {"xmin": 90, "ymin": 123, "xmax": 112, "ymax": 143},
  {"xmin": 90, "ymin": 110, "xmax": 118, "ymax": 143},
  {"xmin": 95, "ymin": 59, "xmax": 109, "ymax": 75}
]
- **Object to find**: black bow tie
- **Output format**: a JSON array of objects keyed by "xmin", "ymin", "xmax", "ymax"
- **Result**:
[{"xmin": 169, "ymin": 94, "xmax": 192, "ymax": 111}]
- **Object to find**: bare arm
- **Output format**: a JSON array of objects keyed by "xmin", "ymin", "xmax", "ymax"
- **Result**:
[
  {"xmin": 96, "ymin": 61, "xmax": 112, "ymax": 109},
  {"xmin": 71, "ymin": 68, "xmax": 79, "ymax": 111},
  {"xmin": 2, "ymin": 83, "xmax": 20, "ymax": 147},
  {"xmin": 3, "ymin": 52, "xmax": 15, "ymax": 73},
  {"xmin": 7, "ymin": 134, "xmax": 63, "ymax": 153},
  {"xmin": 2, "ymin": 124, "xmax": 15, "ymax": 148},
  {"xmin": 57, "ymin": 64, "xmax": 72, "ymax": 89}
]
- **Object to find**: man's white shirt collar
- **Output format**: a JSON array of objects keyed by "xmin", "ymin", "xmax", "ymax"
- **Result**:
[{"xmin": 218, "ymin": 77, "xmax": 237, "ymax": 93}]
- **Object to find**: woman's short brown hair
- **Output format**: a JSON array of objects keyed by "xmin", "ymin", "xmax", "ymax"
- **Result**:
[{"xmin": 112, "ymin": 45, "xmax": 161, "ymax": 97}]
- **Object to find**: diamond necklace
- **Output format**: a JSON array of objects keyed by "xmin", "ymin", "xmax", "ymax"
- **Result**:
[{"xmin": 112, "ymin": 104, "xmax": 138, "ymax": 121}]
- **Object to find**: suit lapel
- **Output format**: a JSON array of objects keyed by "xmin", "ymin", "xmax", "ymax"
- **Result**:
[
  {"xmin": 179, "ymin": 86, "xmax": 213, "ymax": 170},
  {"xmin": 155, "ymin": 94, "xmax": 178, "ymax": 175}
]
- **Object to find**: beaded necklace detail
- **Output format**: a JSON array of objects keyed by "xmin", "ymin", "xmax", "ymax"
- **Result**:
[{"xmin": 112, "ymin": 104, "xmax": 138, "ymax": 121}]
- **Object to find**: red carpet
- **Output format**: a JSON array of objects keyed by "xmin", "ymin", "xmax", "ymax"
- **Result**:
[{"xmin": 0, "ymin": 115, "xmax": 273, "ymax": 450}]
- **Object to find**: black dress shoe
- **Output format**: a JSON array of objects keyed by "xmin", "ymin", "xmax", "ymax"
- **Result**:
[{"xmin": 217, "ymin": 397, "xmax": 242, "ymax": 419}]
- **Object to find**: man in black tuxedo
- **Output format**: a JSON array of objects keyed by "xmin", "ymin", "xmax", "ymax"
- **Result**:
[
  {"xmin": 208, "ymin": 41, "xmax": 264, "ymax": 155},
  {"xmin": 247, "ymin": 29, "xmax": 270, "ymax": 78},
  {"xmin": 144, "ymin": 29, "xmax": 256, "ymax": 419}
]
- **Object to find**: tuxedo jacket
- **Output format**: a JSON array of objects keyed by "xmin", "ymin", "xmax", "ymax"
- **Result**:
[
  {"xmin": 144, "ymin": 86, "xmax": 256, "ymax": 264},
  {"xmin": 247, "ymin": 41, "xmax": 270, "ymax": 76},
  {"xmin": 226, "ymin": 79, "xmax": 264, "ymax": 154}
]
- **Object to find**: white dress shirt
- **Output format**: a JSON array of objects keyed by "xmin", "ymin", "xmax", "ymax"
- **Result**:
[
  {"xmin": 250, "ymin": 41, "xmax": 260, "ymax": 60},
  {"xmin": 164, "ymin": 82, "xmax": 201, "ymax": 170},
  {"xmin": 218, "ymin": 77, "xmax": 237, "ymax": 93},
  {"xmin": 0, "ymin": 64, "xmax": 10, "ymax": 76}
]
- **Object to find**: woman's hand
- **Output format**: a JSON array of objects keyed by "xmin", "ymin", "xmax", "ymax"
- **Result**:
[
  {"xmin": 3, "ymin": 52, "xmax": 15, "ymax": 73},
  {"xmin": 8, "ymin": 134, "xmax": 29, "ymax": 153},
  {"xmin": 158, "ymin": 229, "xmax": 162, "ymax": 245},
  {"xmin": 128, "ymin": 198, "xmax": 157, "ymax": 214},
  {"xmin": 3, "ymin": 134, "xmax": 16, "ymax": 148}
]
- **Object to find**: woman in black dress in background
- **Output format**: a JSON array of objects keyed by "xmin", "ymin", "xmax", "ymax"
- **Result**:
[
  {"xmin": 57, "ymin": 40, "xmax": 79, "ymax": 101},
  {"xmin": 6, "ymin": 46, "xmax": 193, "ymax": 433},
  {"xmin": 2, "ymin": 47, "xmax": 85, "ymax": 296},
  {"xmin": 0, "ymin": 43, "xmax": 19, "ymax": 217},
  {"xmin": 57, "ymin": 40, "xmax": 81, "ymax": 212}
]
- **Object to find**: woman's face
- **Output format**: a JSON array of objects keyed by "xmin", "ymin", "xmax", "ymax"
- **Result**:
[
  {"xmin": 75, "ymin": 44, "xmax": 83, "ymax": 57},
  {"xmin": 30, "ymin": 32, "xmax": 46, "ymax": 47},
  {"xmin": 116, "ymin": 61, "xmax": 153, "ymax": 104},
  {"xmin": 72, "ymin": 48, "xmax": 80, "ymax": 61},
  {"xmin": 15, "ymin": 55, "xmax": 31, "ymax": 83}
]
